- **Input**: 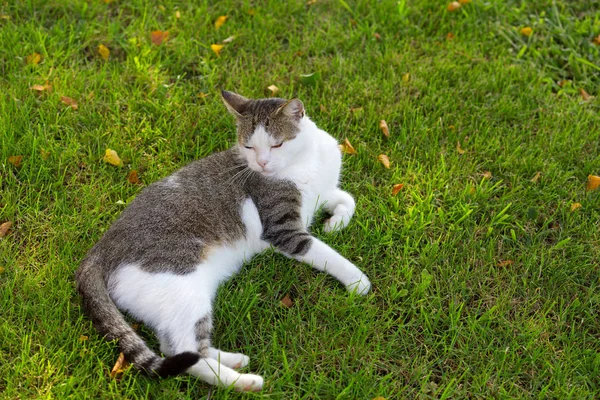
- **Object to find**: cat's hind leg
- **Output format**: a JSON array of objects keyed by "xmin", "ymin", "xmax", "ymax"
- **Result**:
[
  {"xmin": 323, "ymin": 189, "xmax": 355, "ymax": 232},
  {"xmin": 209, "ymin": 348, "xmax": 250, "ymax": 369}
]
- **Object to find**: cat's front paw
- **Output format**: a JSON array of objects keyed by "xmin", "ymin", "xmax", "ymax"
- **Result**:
[
  {"xmin": 323, "ymin": 214, "xmax": 348, "ymax": 232},
  {"xmin": 234, "ymin": 373, "xmax": 264, "ymax": 392},
  {"xmin": 345, "ymin": 274, "xmax": 371, "ymax": 295}
]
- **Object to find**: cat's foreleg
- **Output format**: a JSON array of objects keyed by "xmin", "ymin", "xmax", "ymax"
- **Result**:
[
  {"xmin": 209, "ymin": 347, "xmax": 250, "ymax": 369},
  {"xmin": 322, "ymin": 189, "xmax": 355, "ymax": 232}
]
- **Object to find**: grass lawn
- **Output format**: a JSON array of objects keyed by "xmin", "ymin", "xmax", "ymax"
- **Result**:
[{"xmin": 1, "ymin": 0, "xmax": 599, "ymax": 398}]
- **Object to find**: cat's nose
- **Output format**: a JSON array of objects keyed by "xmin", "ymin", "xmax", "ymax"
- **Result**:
[{"xmin": 257, "ymin": 159, "xmax": 269, "ymax": 168}]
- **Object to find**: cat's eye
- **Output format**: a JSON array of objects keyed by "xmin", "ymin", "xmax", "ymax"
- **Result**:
[
  {"xmin": 271, "ymin": 142, "xmax": 283, "ymax": 149},
  {"xmin": 244, "ymin": 145, "xmax": 253, "ymax": 150}
]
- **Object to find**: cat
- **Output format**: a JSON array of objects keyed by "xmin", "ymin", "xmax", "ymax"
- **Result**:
[{"xmin": 75, "ymin": 90, "xmax": 371, "ymax": 391}]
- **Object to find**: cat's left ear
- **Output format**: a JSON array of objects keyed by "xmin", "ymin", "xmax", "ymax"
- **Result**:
[
  {"xmin": 277, "ymin": 99, "xmax": 305, "ymax": 122},
  {"xmin": 221, "ymin": 90, "xmax": 249, "ymax": 117}
]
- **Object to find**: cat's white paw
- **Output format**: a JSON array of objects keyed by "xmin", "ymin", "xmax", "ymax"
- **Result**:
[
  {"xmin": 234, "ymin": 373, "xmax": 264, "ymax": 392},
  {"xmin": 230, "ymin": 354, "xmax": 250, "ymax": 369},
  {"xmin": 346, "ymin": 274, "xmax": 371, "ymax": 295},
  {"xmin": 324, "ymin": 214, "xmax": 347, "ymax": 232}
]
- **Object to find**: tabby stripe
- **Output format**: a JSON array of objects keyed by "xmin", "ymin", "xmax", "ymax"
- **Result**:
[
  {"xmin": 291, "ymin": 237, "xmax": 312, "ymax": 255},
  {"xmin": 271, "ymin": 211, "xmax": 300, "ymax": 226}
]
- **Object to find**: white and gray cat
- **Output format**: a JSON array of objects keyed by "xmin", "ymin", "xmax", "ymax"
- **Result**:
[{"xmin": 76, "ymin": 90, "xmax": 371, "ymax": 391}]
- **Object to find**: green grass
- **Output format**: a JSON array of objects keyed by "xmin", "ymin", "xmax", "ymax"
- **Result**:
[{"xmin": 1, "ymin": 0, "xmax": 599, "ymax": 398}]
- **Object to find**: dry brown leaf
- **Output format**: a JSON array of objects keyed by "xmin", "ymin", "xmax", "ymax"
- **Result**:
[
  {"xmin": 377, "ymin": 154, "xmax": 391, "ymax": 169},
  {"xmin": 280, "ymin": 294, "xmax": 293, "ymax": 308},
  {"xmin": 214, "ymin": 15, "xmax": 227, "ymax": 29},
  {"xmin": 30, "ymin": 83, "xmax": 51, "ymax": 92},
  {"xmin": 0, "ymin": 222, "xmax": 12, "ymax": 238},
  {"xmin": 482, "ymin": 171, "xmax": 492, "ymax": 179},
  {"xmin": 339, "ymin": 138, "xmax": 357, "ymax": 155},
  {"xmin": 446, "ymin": 32, "xmax": 455, "ymax": 40},
  {"xmin": 379, "ymin": 120, "xmax": 389, "ymax": 137},
  {"xmin": 570, "ymin": 202, "xmax": 582, "ymax": 212},
  {"xmin": 26, "ymin": 52, "xmax": 41, "ymax": 65},
  {"xmin": 520, "ymin": 27, "xmax": 533, "ymax": 37},
  {"xmin": 98, "ymin": 44, "xmax": 110, "ymax": 60},
  {"xmin": 373, "ymin": 32, "xmax": 381, "ymax": 40},
  {"xmin": 103, "ymin": 149, "xmax": 123, "ymax": 167},
  {"xmin": 587, "ymin": 174, "xmax": 600, "ymax": 191},
  {"xmin": 530, "ymin": 172, "xmax": 541, "ymax": 183},
  {"xmin": 110, "ymin": 352, "xmax": 130, "ymax": 379},
  {"xmin": 127, "ymin": 170, "xmax": 140, "ymax": 184},
  {"xmin": 594, "ymin": 34, "xmax": 600, "ymax": 46},
  {"xmin": 8, "ymin": 155, "xmax": 23, "ymax": 168},
  {"xmin": 447, "ymin": 1, "xmax": 461, "ymax": 11},
  {"xmin": 61, "ymin": 96, "xmax": 78, "ymax": 110},
  {"xmin": 175, "ymin": 10, "xmax": 181, "ymax": 19},
  {"xmin": 210, "ymin": 44, "xmax": 224, "ymax": 56},
  {"xmin": 579, "ymin": 88, "xmax": 592, "ymax": 101},
  {"xmin": 392, "ymin": 184, "xmax": 404, "ymax": 196},
  {"xmin": 402, "ymin": 73, "xmax": 410, "ymax": 83},
  {"xmin": 266, "ymin": 84, "xmax": 279, "ymax": 95},
  {"xmin": 456, "ymin": 141, "xmax": 466, "ymax": 155},
  {"xmin": 497, "ymin": 260, "xmax": 514, "ymax": 267},
  {"xmin": 150, "ymin": 30, "xmax": 169, "ymax": 46},
  {"xmin": 222, "ymin": 35, "xmax": 235, "ymax": 43}
]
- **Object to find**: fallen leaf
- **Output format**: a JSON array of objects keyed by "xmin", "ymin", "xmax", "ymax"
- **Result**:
[
  {"xmin": 127, "ymin": 170, "xmax": 140, "ymax": 184},
  {"xmin": 497, "ymin": 260, "xmax": 514, "ymax": 267},
  {"xmin": 447, "ymin": 1, "xmax": 461, "ymax": 11},
  {"xmin": 594, "ymin": 34, "xmax": 600, "ymax": 46},
  {"xmin": 98, "ymin": 44, "xmax": 110, "ymax": 60},
  {"xmin": 222, "ymin": 35, "xmax": 235, "ymax": 43},
  {"xmin": 214, "ymin": 15, "xmax": 227, "ymax": 29},
  {"xmin": 530, "ymin": 171, "xmax": 541, "ymax": 183},
  {"xmin": 392, "ymin": 184, "xmax": 404, "ymax": 196},
  {"xmin": 61, "ymin": 96, "xmax": 78, "ymax": 110},
  {"xmin": 402, "ymin": 72, "xmax": 410, "ymax": 83},
  {"xmin": 197, "ymin": 92, "xmax": 209, "ymax": 99},
  {"xmin": 110, "ymin": 352, "xmax": 130, "ymax": 379},
  {"xmin": 103, "ymin": 149, "xmax": 123, "ymax": 167},
  {"xmin": 40, "ymin": 149, "xmax": 50, "ymax": 160},
  {"xmin": 79, "ymin": 335, "xmax": 88, "ymax": 342},
  {"xmin": 175, "ymin": 10, "xmax": 181, "ymax": 19},
  {"xmin": 280, "ymin": 294, "xmax": 293, "ymax": 308},
  {"xmin": 446, "ymin": 32, "xmax": 455, "ymax": 40},
  {"xmin": 587, "ymin": 174, "xmax": 600, "ymax": 191},
  {"xmin": 377, "ymin": 154, "xmax": 391, "ymax": 169},
  {"xmin": 150, "ymin": 30, "xmax": 169, "ymax": 46},
  {"xmin": 266, "ymin": 84, "xmax": 279, "ymax": 95},
  {"xmin": 210, "ymin": 44, "xmax": 224, "ymax": 56},
  {"xmin": 379, "ymin": 120, "xmax": 389, "ymax": 137},
  {"xmin": 520, "ymin": 27, "xmax": 533, "ymax": 37},
  {"xmin": 456, "ymin": 141, "xmax": 466, "ymax": 155},
  {"xmin": 8, "ymin": 155, "xmax": 23, "ymax": 167},
  {"xmin": 339, "ymin": 138, "xmax": 357, "ymax": 155},
  {"xmin": 570, "ymin": 202, "xmax": 582, "ymax": 212},
  {"xmin": 373, "ymin": 32, "xmax": 381, "ymax": 40},
  {"xmin": 0, "ymin": 222, "xmax": 12, "ymax": 238},
  {"xmin": 482, "ymin": 171, "xmax": 492, "ymax": 179},
  {"xmin": 30, "ymin": 83, "xmax": 51, "ymax": 92},
  {"xmin": 579, "ymin": 88, "xmax": 592, "ymax": 101},
  {"xmin": 26, "ymin": 52, "xmax": 41, "ymax": 65}
]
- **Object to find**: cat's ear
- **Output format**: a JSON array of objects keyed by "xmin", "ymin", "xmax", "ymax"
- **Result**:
[
  {"xmin": 221, "ymin": 90, "xmax": 249, "ymax": 117},
  {"xmin": 276, "ymin": 99, "xmax": 305, "ymax": 121}
]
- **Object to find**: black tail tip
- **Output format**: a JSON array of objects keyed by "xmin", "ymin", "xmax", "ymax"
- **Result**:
[{"xmin": 156, "ymin": 352, "xmax": 201, "ymax": 377}]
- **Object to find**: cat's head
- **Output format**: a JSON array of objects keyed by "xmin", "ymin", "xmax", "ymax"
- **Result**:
[{"xmin": 221, "ymin": 90, "xmax": 308, "ymax": 177}]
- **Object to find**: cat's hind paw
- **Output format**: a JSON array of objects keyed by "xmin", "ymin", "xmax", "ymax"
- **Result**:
[
  {"xmin": 234, "ymin": 373, "xmax": 264, "ymax": 392},
  {"xmin": 323, "ymin": 214, "xmax": 348, "ymax": 232}
]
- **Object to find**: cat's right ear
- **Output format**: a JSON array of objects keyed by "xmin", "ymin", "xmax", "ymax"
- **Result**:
[{"xmin": 221, "ymin": 90, "xmax": 249, "ymax": 117}]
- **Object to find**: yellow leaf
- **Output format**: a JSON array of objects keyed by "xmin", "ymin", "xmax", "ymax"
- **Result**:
[
  {"xmin": 26, "ymin": 52, "xmax": 41, "ymax": 65},
  {"xmin": 520, "ymin": 27, "xmax": 533, "ymax": 37},
  {"xmin": 109, "ymin": 352, "xmax": 130, "ymax": 379},
  {"xmin": 497, "ymin": 260, "xmax": 514, "ymax": 268},
  {"xmin": 0, "ymin": 221, "xmax": 12, "ymax": 238},
  {"xmin": 210, "ymin": 44, "xmax": 224, "ymax": 56},
  {"xmin": 339, "ymin": 138, "xmax": 357, "ymax": 155},
  {"xmin": 587, "ymin": 174, "xmax": 600, "ymax": 191},
  {"xmin": 280, "ymin": 294, "xmax": 293, "ymax": 308},
  {"xmin": 103, "ymin": 149, "xmax": 123, "ymax": 167},
  {"xmin": 266, "ymin": 84, "xmax": 279, "ymax": 95},
  {"xmin": 150, "ymin": 30, "xmax": 169, "ymax": 46},
  {"xmin": 579, "ymin": 88, "xmax": 592, "ymax": 101},
  {"xmin": 570, "ymin": 202, "xmax": 582, "ymax": 212},
  {"xmin": 530, "ymin": 171, "xmax": 541, "ymax": 183},
  {"xmin": 402, "ymin": 72, "xmax": 410, "ymax": 83},
  {"xmin": 447, "ymin": 1, "xmax": 461, "ymax": 11},
  {"xmin": 30, "ymin": 83, "xmax": 51, "ymax": 92},
  {"xmin": 98, "ymin": 44, "xmax": 110, "ymax": 60},
  {"xmin": 175, "ymin": 10, "xmax": 181, "ymax": 19},
  {"xmin": 377, "ymin": 154, "xmax": 391, "ymax": 169},
  {"xmin": 456, "ymin": 141, "xmax": 466, "ymax": 155},
  {"xmin": 392, "ymin": 184, "xmax": 404, "ymax": 196},
  {"xmin": 214, "ymin": 15, "xmax": 227, "ymax": 29},
  {"xmin": 60, "ymin": 96, "xmax": 78, "ymax": 110},
  {"xmin": 79, "ymin": 335, "xmax": 88, "ymax": 342},
  {"xmin": 127, "ymin": 170, "xmax": 140, "ymax": 184},
  {"xmin": 8, "ymin": 155, "xmax": 23, "ymax": 168},
  {"xmin": 379, "ymin": 120, "xmax": 389, "ymax": 137}
]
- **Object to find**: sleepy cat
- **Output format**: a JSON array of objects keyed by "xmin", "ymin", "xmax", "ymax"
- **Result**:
[{"xmin": 75, "ymin": 90, "xmax": 371, "ymax": 391}]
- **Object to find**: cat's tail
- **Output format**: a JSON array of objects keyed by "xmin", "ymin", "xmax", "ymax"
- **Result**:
[{"xmin": 75, "ymin": 257, "xmax": 200, "ymax": 377}]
